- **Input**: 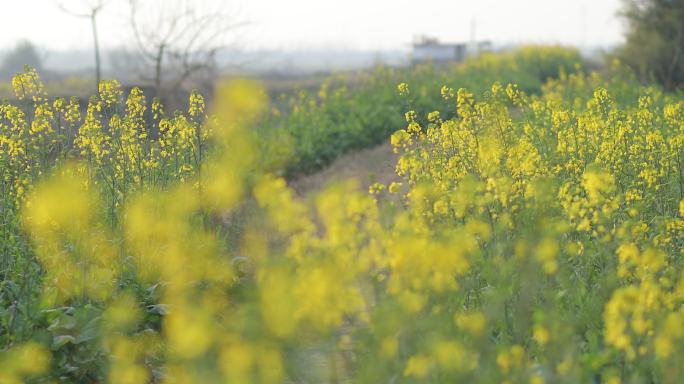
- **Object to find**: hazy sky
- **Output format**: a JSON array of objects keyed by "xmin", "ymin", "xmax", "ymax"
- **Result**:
[{"xmin": 1, "ymin": 0, "xmax": 624, "ymax": 51}]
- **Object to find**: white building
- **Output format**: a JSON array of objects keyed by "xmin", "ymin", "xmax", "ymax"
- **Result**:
[{"xmin": 411, "ymin": 36, "xmax": 492, "ymax": 64}]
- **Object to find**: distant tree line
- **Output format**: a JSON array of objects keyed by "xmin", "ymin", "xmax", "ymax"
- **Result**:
[
  {"xmin": 618, "ymin": 0, "xmax": 684, "ymax": 90},
  {"xmin": 0, "ymin": 41, "xmax": 43, "ymax": 79}
]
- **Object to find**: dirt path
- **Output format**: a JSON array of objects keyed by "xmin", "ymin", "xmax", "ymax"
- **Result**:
[
  {"xmin": 284, "ymin": 141, "xmax": 400, "ymax": 382},
  {"xmin": 289, "ymin": 141, "xmax": 400, "ymax": 196}
]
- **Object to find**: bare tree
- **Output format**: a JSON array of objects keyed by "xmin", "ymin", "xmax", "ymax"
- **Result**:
[
  {"xmin": 128, "ymin": 0, "xmax": 244, "ymax": 100},
  {"xmin": 58, "ymin": 0, "xmax": 107, "ymax": 93}
]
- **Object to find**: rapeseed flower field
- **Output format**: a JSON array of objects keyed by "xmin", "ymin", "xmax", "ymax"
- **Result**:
[{"xmin": 1, "ymin": 47, "xmax": 683, "ymax": 383}]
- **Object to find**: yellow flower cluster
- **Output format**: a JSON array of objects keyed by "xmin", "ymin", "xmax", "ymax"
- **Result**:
[
  {"xmin": 384, "ymin": 69, "xmax": 684, "ymax": 382},
  {"xmin": 1, "ymin": 67, "xmax": 208, "ymax": 218}
]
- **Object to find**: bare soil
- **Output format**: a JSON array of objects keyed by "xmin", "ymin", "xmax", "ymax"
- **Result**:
[{"xmin": 289, "ymin": 141, "xmax": 400, "ymax": 197}]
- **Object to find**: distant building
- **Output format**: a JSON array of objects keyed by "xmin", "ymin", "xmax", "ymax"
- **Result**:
[{"xmin": 411, "ymin": 36, "xmax": 492, "ymax": 64}]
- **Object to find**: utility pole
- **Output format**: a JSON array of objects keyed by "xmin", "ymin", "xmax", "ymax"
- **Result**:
[
  {"xmin": 470, "ymin": 17, "xmax": 477, "ymax": 56},
  {"xmin": 580, "ymin": 4, "xmax": 587, "ymax": 48},
  {"xmin": 58, "ymin": 1, "xmax": 106, "ymax": 94}
]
